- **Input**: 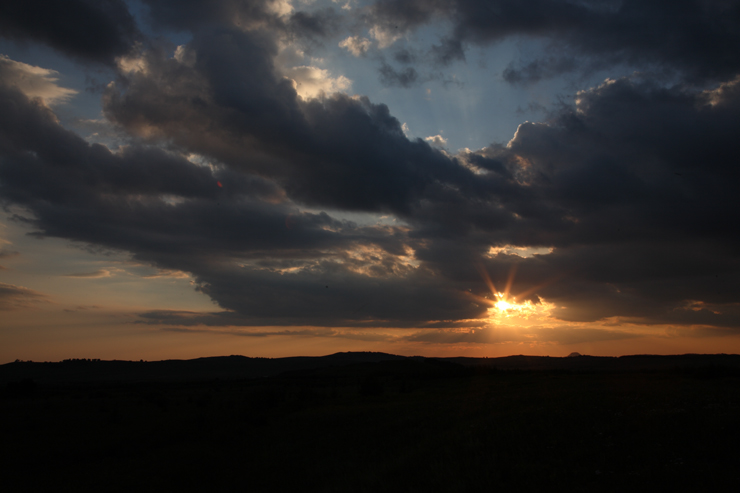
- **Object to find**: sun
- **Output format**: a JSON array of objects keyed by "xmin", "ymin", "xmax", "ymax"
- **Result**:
[
  {"xmin": 495, "ymin": 299, "xmax": 513, "ymax": 311},
  {"xmin": 473, "ymin": 263, "xmax": 557, "ymax": 322},
  {"xmin": 492, "ymin": 293, "xmax": 524, "ymax": 315}
]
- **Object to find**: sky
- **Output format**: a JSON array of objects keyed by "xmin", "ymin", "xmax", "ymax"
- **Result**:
[{"xmin": 2, "ymin": 0, "xmax": 740, "ymax": 363}]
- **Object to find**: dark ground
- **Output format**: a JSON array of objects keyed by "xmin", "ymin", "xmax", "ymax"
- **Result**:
[{"xmin": 2, "ymin": 354, "xmax": 739, "ymax": 491}]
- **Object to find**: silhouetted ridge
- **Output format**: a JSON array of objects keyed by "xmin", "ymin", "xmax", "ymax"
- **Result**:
[{"xmin": 2, "ymin": 353, "xmax": 740, "ymax": 384}]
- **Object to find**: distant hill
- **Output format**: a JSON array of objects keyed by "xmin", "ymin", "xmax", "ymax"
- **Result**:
[
  {"xmin": 449, "ymin": 353, "xmax": 740, "ymax": 372},
  {"xmin": 2, "ymin": 352, "xmax": 739, "ymax": 384},
  {"xmin": 0, "ymin": 352, "xmax": 408, "ymax": 384}
]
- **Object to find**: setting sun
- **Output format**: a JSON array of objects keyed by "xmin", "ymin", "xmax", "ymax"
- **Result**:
[
  {"xmin": 483, "ymin": 289, "xmax": 555, "ymax": 322},
  {"xmin": 490, "ymin": 293, "xmax": 533, "ymax": 318},
  {"xmin": 494, "ymin": 293, "xmax": 518, "ymax": 313}
]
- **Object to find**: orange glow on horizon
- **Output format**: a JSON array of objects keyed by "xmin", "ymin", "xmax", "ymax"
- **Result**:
[{"xmin": 475, "ymin": 263, "xmax": 557, "ymax": 322}]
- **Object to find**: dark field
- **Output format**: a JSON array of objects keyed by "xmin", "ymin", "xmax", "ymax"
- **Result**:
[{"xmin": 2, "ymin": 356, "xmax": 740, "ymax": 491}]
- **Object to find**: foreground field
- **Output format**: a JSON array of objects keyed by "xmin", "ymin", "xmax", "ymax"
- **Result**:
[{"xmin": 3, "ymin": 363, "xmax": 739, "ymax": 491}]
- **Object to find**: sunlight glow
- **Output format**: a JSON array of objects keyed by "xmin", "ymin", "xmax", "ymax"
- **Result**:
[
  {"xmin": 486, "ymin": 292, "xmax": 555, "ymax": 322},
  {"xmin": 495, "ymin": 297, "xmax": 515, "ymax": 312},
  {"xmin": 470, "ymin": 263, "xmax": 559, "ymax": 324},
  {"xmin": 491, "ymin": 292, "xmax": 530, "ymax": 317}
]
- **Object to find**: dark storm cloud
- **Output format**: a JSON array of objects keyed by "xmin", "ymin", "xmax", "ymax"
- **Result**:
[
  {"xmin": 287, "ymin": 8, "xmax": 343, "ymax": 41},
  {"xmin": 366, "ymin": 0, "xmax": 740, "ymax": 83},
  {"xmin": 0, "ymin": 0, "xmax": 140, "ymax": 65},
  {"xmin": 0, "ymin": 78, "xmax": 481, "ymax": 328},
  {"xmin": 1, "ymin": 2, "xmax": 740, "ymax": 334},
  {"xmin": 0, "ymin": 44, "xmax": 487, "ymax": 327},
  {"xmin": 0, "ymin": 86, "xmax": 223, "ymax": 203},
  {"xmin": 4, "ymin": 49, "xmax": 740, "ymax": 328},
  {"xmin": 0, "ymin": 84, "xmax": 369, "ymax": 261},
  {"xmin": 494, "ymin": 242, "xmax": 740, "ymax": 326},
  {"xmin": 141, "ymin": 0, "xmax": 278, "ymax": 32},
  {"xmin": 142, "ymin": 0, "xmax": 342, "ymax": 43},
  {"xmin": 189, "ymin": 262, "xmax": 481, "ymax": 327},
  {"xmin": 364, "ymin": 0, "xmax": 447, "ymax": 34},
  {"xmin": 419, "ymin": 76, "xmax": 740, "ymax": 249},
  {"xmin": 102, "ymin": 28, "xmax": 474, "ymax": 214},
  {"xmin": 407, "ymin": 75, "xmax": 740, "ymax": 325},
  {"xmin": 154, "ymin": 54, "xmax": 740, "ymax": 326}
]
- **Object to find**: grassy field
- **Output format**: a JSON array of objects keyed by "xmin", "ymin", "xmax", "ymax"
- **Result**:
[{"xmin": 3, "ymin": 366, "xmax": 740, "ymax": 491}]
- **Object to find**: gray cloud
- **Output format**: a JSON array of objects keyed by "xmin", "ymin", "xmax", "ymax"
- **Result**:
[
  {"xmin": 141, "ymin": 0, "xmax": 277, "ymax": 32},
  {"xmin": 3, "ymin": 50, "xmax": 740, "ymax": 329},
  {"xmin": 378, "ymin": 62, "xmax": 421, "ymax": 87},
  {"xmin": 0, "ymin": 2, "xmax": 739, "ymax": 333},
  {"xmin": 502, "ymin": 56, "xmax": 579, "ymax": 86},
  {"xmin": 406, "ymin": 76, "xmax": 740, "ymax": 325},
  {"xmin": 142, "ymin": 0, "xmax": 343, "ymax": 45},
  {"xmin": 102, "ymin": 29, "xmax": 473, "ymax": 214},
  {"xmin": 366, "ymin": 0, "xmax": 740, "ymax": 84},
  {"xmin": 0, "ymin": 0, "xmax": 140, "ymax": 65}
]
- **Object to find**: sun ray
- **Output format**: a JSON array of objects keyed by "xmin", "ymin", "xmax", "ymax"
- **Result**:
[
  {"xmin": 503, "ymin": 263, "xmax": 518, "ymax": 301},
  {"xmin": 475, "ymin": 259, "xmax": 561, "ymax": 322},
  {"xmin": 511, "ymin": 269, "xmax": 571, "ymax": 301},
  {"xmin": 476, "ymin": 261, "xmax": 499, "ymax": 297}
]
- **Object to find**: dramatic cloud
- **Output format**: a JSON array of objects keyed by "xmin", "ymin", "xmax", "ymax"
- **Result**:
[
  {"xmin": 0, "ymin": 0, "xmax": 140, "ymax": 65},
  {"xmin": 365, "ymin": 0, "xmax": 740, "ymax": 83},
  {"xmin": 141, "ymin": 0, "xmax": 342, "ymax": 43},
  {"xmin": 1, "ymin": 0, "xmax": 739, "ymax": 342},
  {"xmin": 100, "ymin": 30, "xmax": 471, "ymax": 214},
  {"xmin": 439, "ymin": 76, "xmax": 740, "ymax": 325}
]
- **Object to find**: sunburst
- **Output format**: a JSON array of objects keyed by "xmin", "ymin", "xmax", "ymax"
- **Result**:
[
  {"xmin": 491, "ymin": 292, "xmax": 527, "ymax": 316},
  {"xmin": 473, "ymin": 262, "xmax": 556, "ymax": 322}
]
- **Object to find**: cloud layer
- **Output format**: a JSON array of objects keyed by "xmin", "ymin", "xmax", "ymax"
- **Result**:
[
  {"xmin": 366, "ymin": 0, "xmax": 740, "ymax": 84},
  {"xmin": 0, "ymin": 0, "xmax": 140, "ymax": 65},
  {"xmin": 1, "ymin": 0, "xmax": 739, "ymax": 337}
]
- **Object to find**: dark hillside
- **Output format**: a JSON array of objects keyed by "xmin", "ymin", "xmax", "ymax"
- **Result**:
[
  {"xmin": 3, "ymin": 352, "xmax": 740, "ymax": 385},
  {"xmin": 2, "ymin": 360, "xmax": 739, "ymax": 491}
]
